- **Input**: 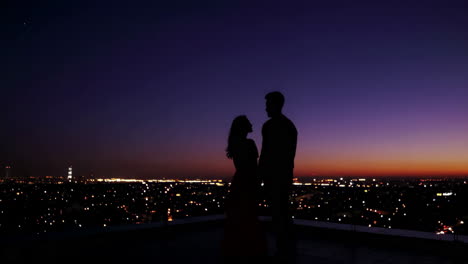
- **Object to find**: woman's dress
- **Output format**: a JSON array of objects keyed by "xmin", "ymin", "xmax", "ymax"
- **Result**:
[{"xmin": 221, "ymin": 139, "xmax": 268, "ymax": 257}]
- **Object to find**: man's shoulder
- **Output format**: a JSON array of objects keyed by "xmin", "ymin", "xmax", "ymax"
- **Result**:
[
  {"xmin": 246, "ymin": 138, "xmax": 256, "ymax": 145},
  {"xmin": 262, "ymin": 116, "xmax": 297, "ymax": 138},
  {"xmin": 262, "ymin": 118, "xmax": 274, "ymax": 129},
  {"xmin": 263, "ymin": 115, "xmax": 296, "ymax": 128},
  {"xmin": 280, "ymin": 115, "xmax": 297, "ymax": 131}
]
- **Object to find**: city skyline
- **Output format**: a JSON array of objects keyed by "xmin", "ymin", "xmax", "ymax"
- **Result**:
[
  {"xmin": 2, "ymin": 163, "xmax": 467, "ymax": 180},
  {"xmin": 1, "ymin": 176, "xmax": 467, "ymax": 237},
  {"xmin": 3, "ymin": 1, "xmax": 468, "ymax": 179}
]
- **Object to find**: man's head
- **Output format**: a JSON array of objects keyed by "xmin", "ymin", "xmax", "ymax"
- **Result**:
[{"xmin": 265, "ymin": 91, "xmax": 284, "ymax": 118}]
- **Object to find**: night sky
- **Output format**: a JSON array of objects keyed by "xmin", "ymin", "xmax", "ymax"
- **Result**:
[{"xmin": 2, "ymin": 1, "xmax": 468, "ymax": 179}]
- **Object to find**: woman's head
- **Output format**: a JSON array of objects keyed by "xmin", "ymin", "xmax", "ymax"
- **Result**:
[{"xmin": 226, "ymin": 115, "xmax": 252, "ymax": 159}]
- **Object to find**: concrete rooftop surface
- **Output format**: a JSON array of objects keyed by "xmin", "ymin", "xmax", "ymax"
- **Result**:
[{"xmin": 2, "ymin": 215, "xmax": 467, "ymax": 264}]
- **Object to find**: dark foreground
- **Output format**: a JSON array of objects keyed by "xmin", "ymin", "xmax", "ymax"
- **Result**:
[{"xmin": 2, "ymin": 217, "xmax": 467, "ymax": 264}]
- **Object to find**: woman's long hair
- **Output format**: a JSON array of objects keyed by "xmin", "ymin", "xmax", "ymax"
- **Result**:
[{"xmin": 226, "ymin": 115, "xmax": 248, "ymax": 159}]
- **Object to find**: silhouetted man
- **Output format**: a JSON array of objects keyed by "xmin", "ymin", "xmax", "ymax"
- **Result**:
[{"xmin": 259, "ymin": 91, "xmax": 297, "ymax": 261}]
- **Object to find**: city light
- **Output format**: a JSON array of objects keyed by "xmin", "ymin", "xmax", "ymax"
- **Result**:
[{"xmin": 0, "ymin": 176, "xmax": 467, "ymax": 238}]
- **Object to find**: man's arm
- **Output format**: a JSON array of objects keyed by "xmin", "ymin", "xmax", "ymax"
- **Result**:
[
  {"xmin": 291, "ymin": 124, "xmax": 297, "ymax": 168},
  {"xmin": 258, "ymin": 123, "xmax": 267, "ymax": 184},
  {"xmin": 286, "ymin": 121, "xmax": 298, "ymax": 170}
]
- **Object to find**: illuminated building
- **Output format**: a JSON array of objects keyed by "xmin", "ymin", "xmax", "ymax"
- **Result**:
[
  {"xmin": 5, "ymin": 165, "xmax": 11, "ymax": 179},
  {"xmin": 67, "ymin": 166, "xmax": 72, "ymax": 182}
]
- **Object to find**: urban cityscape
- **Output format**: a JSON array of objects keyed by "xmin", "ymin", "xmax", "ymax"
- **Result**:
[
  {"xmin": 1, "ymin": 165, "xmax": 467, "ymax": 237},
  {"xmin": 3, "ymin": 1, "xmax": 468, "ymax": 263}
]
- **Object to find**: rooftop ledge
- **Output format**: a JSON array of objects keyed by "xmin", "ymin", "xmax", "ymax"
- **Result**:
[
  {"xmin": 2, "ymin": 215, "xmax": 468, "ymax": 264},
  {"xmin": 3, "ymin": 214, "xmax": 467, "ymax": 244}
]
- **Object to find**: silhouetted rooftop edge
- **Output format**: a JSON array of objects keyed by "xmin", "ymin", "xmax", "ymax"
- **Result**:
[
  {"xmin": 3, "ymin": 215, "xmax": 466, "ymax": 244},
  {"xmin": 3, "ymin": 215, "xmax": 468, "ymax": 264}
]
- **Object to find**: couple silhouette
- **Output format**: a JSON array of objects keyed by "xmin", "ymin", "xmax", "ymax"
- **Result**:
[{"xmin": 222, "ymin": 92, "xmax": 298, "ymax": 263}]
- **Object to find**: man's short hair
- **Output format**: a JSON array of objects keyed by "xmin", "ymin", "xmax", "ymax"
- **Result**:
[{"xmin": 265, "ymin": 91, "xmax": 285, "ymax": 108}]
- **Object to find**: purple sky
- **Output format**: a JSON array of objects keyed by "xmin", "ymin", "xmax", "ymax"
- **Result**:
[{"xmin": 2, "ymin": 1, "xmax": 468, "ymax": 178}]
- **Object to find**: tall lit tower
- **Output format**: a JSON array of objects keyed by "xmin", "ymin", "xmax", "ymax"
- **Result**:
[
  {"xmin": 5, "ymin": 166, "xmax": 11, "ymax": 179},
  {"xmin": 67, "ymin": 166, "xmax": 73, "ymax": 182}
]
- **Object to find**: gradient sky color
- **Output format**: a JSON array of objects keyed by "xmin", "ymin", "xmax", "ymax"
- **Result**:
[{"xmin": 2, "ymin": 1, "xmax": 468, "ymax": 179}]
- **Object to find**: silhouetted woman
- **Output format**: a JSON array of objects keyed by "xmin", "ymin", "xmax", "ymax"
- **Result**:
[{"xmin": 221, "ymin": 115, "xmax": 268, "ymax": 260}]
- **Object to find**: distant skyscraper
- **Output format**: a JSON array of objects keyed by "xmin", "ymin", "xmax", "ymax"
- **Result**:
[
  {"xmin": 5, "ymin": 166, "xmax": 11, "ymax": 179},
  {"xmin": 67, "ymin": 166, "xmax": 72, "ymax": 182}
]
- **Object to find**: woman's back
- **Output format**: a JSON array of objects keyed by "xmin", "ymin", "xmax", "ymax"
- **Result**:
[
  {"xmin": 230, "ymin": 139, "xmax": 259, "ymax": 189},
  {"xmin": 222, "ymin": 138, "xmax": 267, "ymax": 257}
]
